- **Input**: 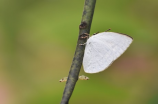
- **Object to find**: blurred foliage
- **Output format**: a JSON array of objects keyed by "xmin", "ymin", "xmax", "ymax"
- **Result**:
[{"xmin": 0, "ymin": 0, "xmax": 158, "ymax": 104}]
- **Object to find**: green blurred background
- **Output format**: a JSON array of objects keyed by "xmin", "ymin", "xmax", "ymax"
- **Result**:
[{"xmin": 0, "ymin": 0, "xmax": 158, "ymax": 104}]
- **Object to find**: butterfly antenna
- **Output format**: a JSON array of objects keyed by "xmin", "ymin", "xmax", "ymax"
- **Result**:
[
  {"xmin": 93, "ymin": 31, "xmax": 99, "ymax": 35},
  {"xmin": 105, "ymin": 28, "xmax": 111, "ymax": 32}
]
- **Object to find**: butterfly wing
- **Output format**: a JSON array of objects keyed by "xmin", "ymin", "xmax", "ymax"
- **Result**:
[{"xmin": 83, "ymin": 32, "xmax": 133, "ymax": 73}]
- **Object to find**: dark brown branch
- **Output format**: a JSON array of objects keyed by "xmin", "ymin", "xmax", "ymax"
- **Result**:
[{"xmin": 60, "ymin": 0, "xmax": 96, "ymax": 104}]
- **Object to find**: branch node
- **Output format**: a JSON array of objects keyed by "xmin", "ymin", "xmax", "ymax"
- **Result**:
[
  {"xmin": 79, "ymin": 33, "xmax": 89, "ymax": 39},
  {"xmin": 79, "ymin": 22, "xmax": 87, "ymax": 29}
]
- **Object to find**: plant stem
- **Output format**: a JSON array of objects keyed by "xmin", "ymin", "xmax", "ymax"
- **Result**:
[{"xmin": 60, "ymin": 0, "xmax": 96, "ymax": 104}]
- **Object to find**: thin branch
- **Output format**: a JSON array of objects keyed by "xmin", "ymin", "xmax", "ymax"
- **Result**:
[{"xmin": 60, "ymin": 0, "xmax": 96, "ymax": 104}]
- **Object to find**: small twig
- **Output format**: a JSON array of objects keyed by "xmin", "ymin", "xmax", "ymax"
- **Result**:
[{"xmin": 60, "ymin": 0, "xmax": 96, "ymax": 104}]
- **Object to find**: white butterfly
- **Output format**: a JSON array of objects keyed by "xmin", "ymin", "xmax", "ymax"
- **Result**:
[{"xmin": 83, "ymin": 32, "xmax": 133, "ymax": 73}]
